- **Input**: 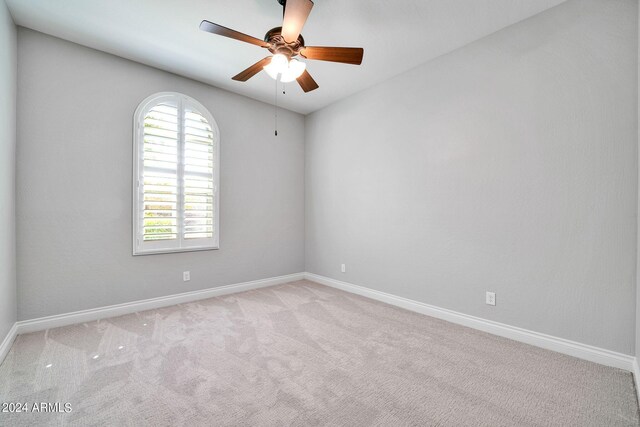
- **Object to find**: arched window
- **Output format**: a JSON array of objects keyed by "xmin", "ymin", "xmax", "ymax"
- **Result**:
[{"xmin": 133, "ymin": 92, "xmax": 219, "ymax": 255}]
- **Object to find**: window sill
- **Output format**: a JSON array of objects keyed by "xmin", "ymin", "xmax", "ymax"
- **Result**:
[{"xmin": 133, "ymin": 246, "xmax": 220, "ymax": 256}]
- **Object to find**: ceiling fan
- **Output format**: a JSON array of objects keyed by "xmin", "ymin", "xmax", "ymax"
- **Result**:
[{"xmin": 199, "ymin": 0, "xmax": 364, "ymax": 93}]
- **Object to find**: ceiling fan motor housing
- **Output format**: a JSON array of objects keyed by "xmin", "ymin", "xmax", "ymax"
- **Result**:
[{"xmin": 264, "ymin": 27, "xmax": 305, "ymax": 59}]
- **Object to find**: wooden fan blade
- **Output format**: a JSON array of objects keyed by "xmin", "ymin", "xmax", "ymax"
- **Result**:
[
  {"xmin": 232, "ymin": 57, "xmax": 272, "ymax": 82},
  {"xmin": 200, "ymin": 20, "xmax": 268, "ymax": 47},
  {"xmin": 296, "ymin": 69, "xmax": 319, "ymax": 92},
  {"xmin": 281, "ymin": 0, "xmax": 314, "ymax": 43},
  {"xmin": 300, "ymin": 46, "xmax": 364, "ymax": 65}
]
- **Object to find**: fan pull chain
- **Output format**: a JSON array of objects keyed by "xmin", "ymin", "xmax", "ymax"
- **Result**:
[{"xmin": 274, "ymin": 77, "xmax": 278, "ymax": 136}]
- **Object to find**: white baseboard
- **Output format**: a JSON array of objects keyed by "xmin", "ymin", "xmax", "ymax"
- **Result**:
[
  {"xmin": 0, "ymin": 322, "xmax": 18, "ymax": 366},
  {"xmin": 16, "ymin": 273, "xmax": 305, "ymax": 334},
  {"xmin": 304, "ymin": 272, "xmax": 635, "ymax": 372}
]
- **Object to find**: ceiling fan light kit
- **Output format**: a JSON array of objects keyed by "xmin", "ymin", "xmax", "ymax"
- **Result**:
[
  {"xmin": 199, "ymin": 0, "xmax": 364, "ymax": 93},
  {"xmin": 263, "ymin": 55, "xmax": 306, "ymax": 82}
]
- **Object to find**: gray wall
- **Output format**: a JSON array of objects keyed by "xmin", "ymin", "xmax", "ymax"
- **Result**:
[
  {"xmin": 305, "ymin": 0, "xmax": 638, "ymax": 355},
  {"xmin": 17, "ymin": 28, "xmax": 305, "ymax": 320},
  {"xmin": 637, "ymin": 0, "xmax": 640, "ymax": 362},
  {"xmin": 0, "ymin": 0, "xmax": 17, "ymax": 341}
]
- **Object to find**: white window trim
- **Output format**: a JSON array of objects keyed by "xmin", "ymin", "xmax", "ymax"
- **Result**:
[{"xmin": 132, "ymin": 92, "xmax": 220, "ymax": 256}]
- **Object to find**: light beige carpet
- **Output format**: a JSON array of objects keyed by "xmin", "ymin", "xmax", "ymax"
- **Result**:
[{"xmin": 0, "ymin": 280, "xmax": 638, "ymax": 426}]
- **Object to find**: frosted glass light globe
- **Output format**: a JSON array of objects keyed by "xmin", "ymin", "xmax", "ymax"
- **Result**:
[
  {"xmin": 280, "ymin": 59, "xmax": 306, "ymax": 83},
  {"xmin": 263, "ymin": 55, "xmax": 307, "ymax": 82},
  {"xmin": 263, "ymin": 54, "xmax": 289, "ymax": 79},
  {"xmin": 271, "ymin": 54, "xmax": 288, "ymax": 69}
]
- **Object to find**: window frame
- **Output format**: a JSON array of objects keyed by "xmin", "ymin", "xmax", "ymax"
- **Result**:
[{"xmin": 132, "ymin": 92, "xmax": 220, "ymax": 256}]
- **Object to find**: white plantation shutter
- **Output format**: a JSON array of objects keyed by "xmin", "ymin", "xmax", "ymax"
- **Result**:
[
  {"xmin": 133, "ymin": 93, "xmax": 219, "ymax": 255},
  {"xmin": 183, "ymin": 108, "xmax": 215, "ymax": 240},
  {"xmin": 142, "ymin": 102, "xmax": 179, "ymax": 242}
]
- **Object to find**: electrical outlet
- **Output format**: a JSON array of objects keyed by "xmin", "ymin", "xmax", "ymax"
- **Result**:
[
  {"xmin": 183, "ymin": 271, "xmax": 190, "ymax": 282},
  {"xmin": 341, "ymin": 264, "xmax": 346, "ymax": 273},
  {"xmin": 486, "ymin": 291, "xmax": 496, "ymax": 306}
]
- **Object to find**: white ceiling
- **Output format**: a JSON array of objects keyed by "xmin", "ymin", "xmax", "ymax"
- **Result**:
[{"xmin": 6, "ymin": 0, "xmax": 566, "ymax": 114}]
